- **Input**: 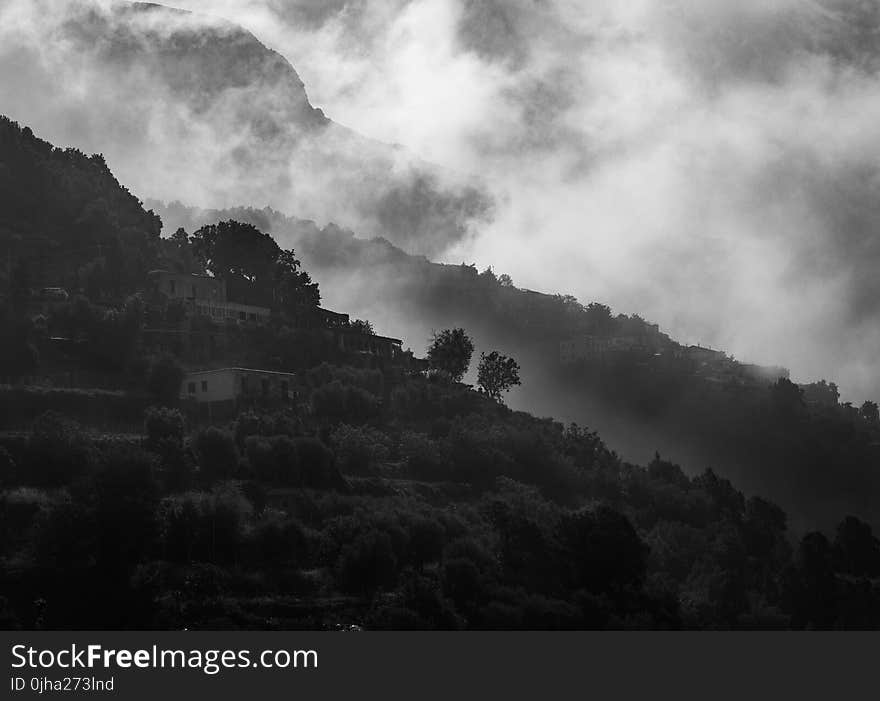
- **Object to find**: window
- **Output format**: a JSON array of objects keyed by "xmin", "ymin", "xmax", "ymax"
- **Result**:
[
  {"xmin": 201, "ymin": 380, "xmax": 208, "ymax": 392},
  {"xmin": 281, "ymin": 380, "xmax": 289, "ymax": 400},
  {"xmin": 248, "ymin": 313, "xmax": 257, "ymax": 322},
  {"xmin": 187, "ymin": 382, "xmax": 196, "ymax": 394},
  {"xmin": 170, "ymin": 280, "xmax": 176, "ymax": 295},
  {"xmin": 239, "ymin": 311, "xmax": 246, "ymax": 321}
]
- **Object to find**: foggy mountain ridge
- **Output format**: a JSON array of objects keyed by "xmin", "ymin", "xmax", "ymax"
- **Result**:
[
  {"xmin": 74, "ymin": 1, "xmax": 330, "ymax": 129},
  {"xmin": 3, "ymin": 104, "xmax": 879, "ymax": 540},
  {"xmin": 0, "ymin": 0, "xmax": 492, "ymax": 257},
  {"xmin": 5, "ymin": 109, "xmax": 880, "ymax": 633}
]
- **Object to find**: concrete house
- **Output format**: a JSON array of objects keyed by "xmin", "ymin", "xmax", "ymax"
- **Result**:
[
  {"xmin": 148, "ymin": 270, "xmax": 271, "ymax": 324},
  {"xmin": 182, "ymin": 367, "xmax": 300, "ymax": 405}
]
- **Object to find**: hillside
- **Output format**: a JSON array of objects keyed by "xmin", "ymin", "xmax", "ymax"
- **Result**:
[
  {"xmin": 0, "ymin": 115, "xmax": 161, "ymax": 298},
  {"xmin": 3, "ymin": 117, "xmax": 880, "ymax": 630},
  {"xmin": 151, "ymin": 201, "xmax": 880, "ymax": 533},
  {"xmin": 0, "ymin": 0, "xmax": 491, "ymax": 257}
]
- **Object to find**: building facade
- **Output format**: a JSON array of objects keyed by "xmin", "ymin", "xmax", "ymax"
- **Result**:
[
  {"xmin": 181, "ymin": 367, "xmax": 300, "ymax": 404},
  {"xmin": 560, "ymin": 334, "xmax": 663, "ymax": 363},
  {"xmin": 148, "ymin": 270, "xmax": 271, "ymax": 325},
  {"xmin": 149, "ymin": 270, "xmax": 226, "ymax": 304}
]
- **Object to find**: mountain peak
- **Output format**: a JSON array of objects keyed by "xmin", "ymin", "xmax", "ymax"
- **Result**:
[
  {"xmin": 0, "ymin": 0, "xmax": 491, "ymax": 256},
  {"xmin": 62, "ymin": 0, "xmax": 328, "ymax": 129}
]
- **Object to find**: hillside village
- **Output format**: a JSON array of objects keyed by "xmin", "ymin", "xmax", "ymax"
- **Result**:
[
  {"xmin": 0, "ymin": 120, "xmax": 427, "ymax": 425},
  {"xmin": 149, "ymin": 200, "xmax": 880, "ymax": 532},
  {"xmin": 560, "ymin": 329, "xmax": 790, "ymax": 390},
  {"xmin": 5, "ymin": 260, "xmax": 421, "ymax": 422}
]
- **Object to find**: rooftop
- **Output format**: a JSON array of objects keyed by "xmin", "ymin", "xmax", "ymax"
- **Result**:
[
  {"xmin": 184, "ymin": 367, "xmax": 299, "ymax": 377},
  {"xmin": 148, "ymin": 269, "xmax": 219, "ymax": 281}
]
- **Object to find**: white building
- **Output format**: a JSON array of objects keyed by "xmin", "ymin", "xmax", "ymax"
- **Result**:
[
  {"xmin": 560, "ymin": 334, "xmax": 654, "ymax": 363},
  {"xmin": 149, "ymin": 270, "xmax": 271, "ymax": 325},
  {"xmin": 149, "ymin": 270, "xmax": 226, "ymax": 304},
  {"xmin": 182, "ymin": 367, "xmax": 300, "ymax": 404},
  {"xmin": 192, "ymin": 300, "xmax": 270, "ymax": 325}
]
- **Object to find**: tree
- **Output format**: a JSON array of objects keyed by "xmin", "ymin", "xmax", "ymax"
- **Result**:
[
  {"xmin": 477, "ymin": 351, "xmax": 522, "ymax": 403},
  {"xmin": 860, "ymin": 401, "xmax": 879, "ymax": 424},
  {"xmin": 273, "ymin": 248, "xmax": 320, "ymax": 313},
  {"xmin": 190, "ymin": 220, "xmax": 315, "ymax": 308},
  {"xmin": 584, "ymin": 302, "xmax": 614, "ymax": 333},
  {"xmin": 427, "ymin": 328, "xmax": 474, "ymax": 383},
  {"xmin": 558, "ymin": 506, "xmax": 648, "ymax": 596},
  {"xmin": 168, "ymin": 227, "xmax": 198, "ymax": 273},
  {"xmin": 147, "ymin": 354, "xmax": 184, "ymax": 406},
  {"xmin": 350, "ymin": 319, "xmax": 374, "ymax": 336},
  {"xmin": 25, "ymin": 412, "xmax": 93, "ymax": 487},
  {"xmin": 144, "ymin": 406, "xmax": 185, "ymax": 449},
  {"xmin": 336, "ymin": 530, "xmax": 398, "ymax": 595},
  {"xmin": 0, "ymin": 316, "xmax": 38, "ymax": 381},
  {"xmin": 91, "ymin": 444, "xmax": 160, "ymax": 570},
  {"xmin": 194, "ymin": 427, "xmax": 239, "ymax": 483},
  {"xmin": 790, "ymin": 532, "xmax": 837, "ymax": 629},
  {"xmin": 771, "ymin": 378, "xmax": 805, "ymax": 413},
  {"xmin": 832, "ymin": 516, "xmax": 880, "ymax": 577},
  {"xmin": 190, "ymin": 220, "xmax": 279, "ymax": 283}
]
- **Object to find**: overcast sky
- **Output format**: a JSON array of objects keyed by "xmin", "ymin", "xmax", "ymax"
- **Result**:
[{"xmin": 3, "ymin": 0, "xmax": 880, "ymax": 403}]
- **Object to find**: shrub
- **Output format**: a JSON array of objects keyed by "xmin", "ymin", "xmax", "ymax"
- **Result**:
[
  {"xmin": 234, "ymin": 411, "xmax": 262, "ymax": 448},
  {"xmin": 194, "ymin": 427, "xmax": 239, "ymax": 482},
  {"xmin": 24, "ymin": 412, "xmax": 93, "ymax": 486},
  {"xmin": 273, "ymin": 436, "xmax": 301, "ymax": 485},
  {"xmin": 294, "ymin": 437, "xmax": 345, "ymax": 490},
  {"xmin": 400, "ymin": 431, "xmax": 449, "ymax": 481},
  {"xmin": 398, "ymin": 572, "xmax": 464, "ymax": 629},
  {"xmin": 157, "ymin": 486, "xmax": 252, "ymax": 565},
  {"xmin": 330, "ymin": 424, "xmax": 389, "ymax": 475},
  {"xmin": 144, "ymin": 406, "xmax": 185, "ymax": 448},
  {"xmin": 0, "ymin": 487, "xmax": 53, "ymax": 552},
  {"xmin": 147, "ymin": 354, "xmax": 184, "ymax": 406},
  {"xmin": 307, "ymin": 364, "xmax": 383, "ymax": 395},
  {"xmin": 336, "ymin": 530, "xmax": 398, "ymax": 595},
  {"xmin": 0, "ymin": 446, "xmax": 16, "ymax": 487},
  {"xmin": 441, "ymin": 537, "xmax": 498, "ymax": 608},
  {"xmin": 244, "ymin": 510, "xmax": 309, "ymax": 567},
  {"xmin": 90, "ymin": 443, "xmax": 161, "ymax": 568},
  {"xmin": 558, "ymin": 506, "xmax": 648, "ymax": 596},
  {"xmin": 406, "ymin": 516, "xmax": 446, "ymax": 571},
  {"xmin": 245, "ymin": 436, "xmax": 276, "ymax": 482},
  {"xmin": 311, "ymin": 381, "xmax": 378, "ymax": 423}
]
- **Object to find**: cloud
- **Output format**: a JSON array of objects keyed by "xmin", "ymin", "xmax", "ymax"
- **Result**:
[
  {"xmin": 3, "ymin": 0, "xmax": 880, "ymax": 403},
  {"xmin": 205, "ymin": 0, "xmax": 880, "ymax": 402},
  {"xmin": 0, "ymin": 0, "xmax": 491, "ymax": 257}
]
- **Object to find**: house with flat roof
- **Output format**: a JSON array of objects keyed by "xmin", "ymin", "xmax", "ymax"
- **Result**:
[
  {"xmin": 149, "ymin": 270, "xmax": 271, "ymax": 325},
  {"xmin": 337, "ymin": 330, "xmax": 404, "ymax": 359},
  {"xmin": 149, "ymin": 269, "xmax": 226, "ymax": 304},
  {"xmin": 181, "ymin": 367, "xmax": 301, "ymax": 406}
]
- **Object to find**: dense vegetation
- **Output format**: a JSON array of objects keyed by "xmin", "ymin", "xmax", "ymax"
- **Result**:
[
  {"xmin": 0, "ymin": 115, "xmax": 161, "ymax": 301},
  {"xmin": 3, "ymin": 116, "xmax": 880, "ymax": 630},
  {"xmin": 2, "ymin": 369, "xmax": 880, "ymax": 630},
  {"xmin": 152, "ymin": 201, "xmax": 880, "ymax": 531}
]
